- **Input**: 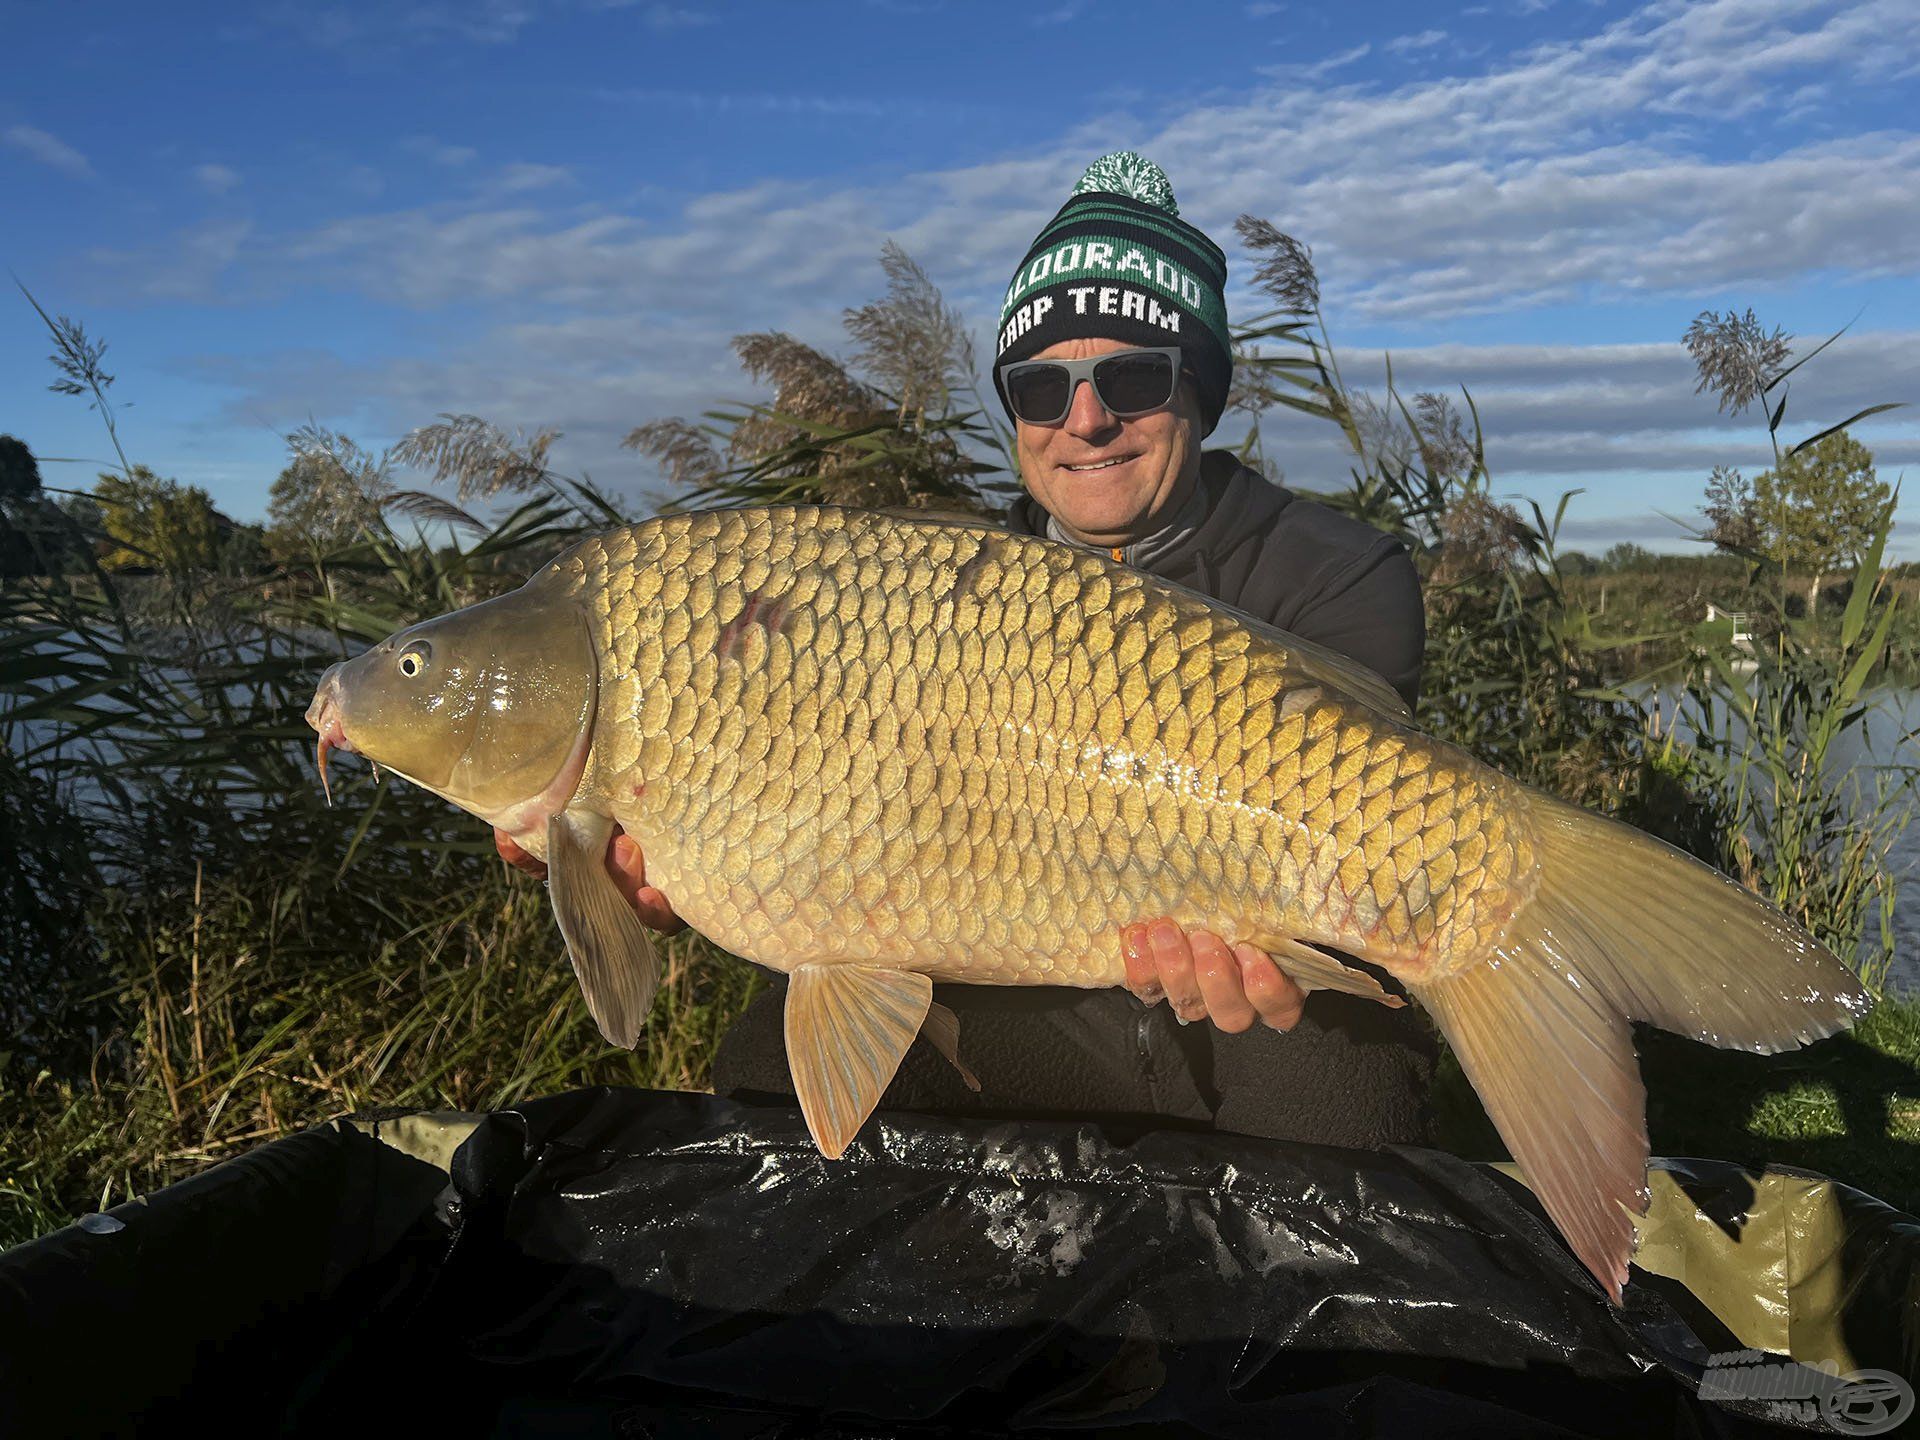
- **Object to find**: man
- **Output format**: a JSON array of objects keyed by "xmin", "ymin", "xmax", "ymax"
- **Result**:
[{"xmin": 501, "ymin": 152, "xmax": 1436, "ymax": 1150}]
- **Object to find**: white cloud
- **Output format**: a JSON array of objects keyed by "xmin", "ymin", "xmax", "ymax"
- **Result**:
[
  {"xmin": 83, "ymin": 218, "xmax": 254, "ymax": 302},
  {"xmin": 256, "ymin": 0, "xmax": 720, "ymax": 47},
  {"xmin": 4, "ymin": 124, "xmax": 93, "ymax": 178},
  {"xmin": 581, "ymin": 0, "xmax": 719, "ymax": 23},
  {"xmin": 640, "ymin": 2, "xmax": 718, "ymax": 27},
  {"xmin": 1554, "ymin": 513, "xmax": 1707, "ymax": 546},
  {"xmin": 193, "ymin": 163, "xmax": 241, "ymax": 195},
  {"xmin": 593, "ymin": 87, "xmax": 976, "ymax": 121},
  {"xmin": 254, "ymin": 0, "xmax": 544, "ymax": 48},
  {"xmin": 1029, "ymin": 0, "xmax": 1089, "ymax": 24},
  {"xmin": 491, "ymin": 162, "xmax": 575, "ymax": 194},
  {"xmin": 1259, "ymin": 42, "xmax": 1371, "ymax": 82},
  {"xmin": 400, "ymin": 136, "xmax": 478, "ymax": 166},
  {"xmin": 1386, "ymin": 29, "xmax": 1449, "ymax": 55},
  {"xmin": 1231, "ymin": 330, "xmax": 1920, "ymax": 531}
]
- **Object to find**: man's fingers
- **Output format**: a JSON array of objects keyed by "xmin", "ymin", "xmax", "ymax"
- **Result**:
[
  {"xmin": 607, "ymin": 831, "xmax": 647, "ymax": 890},
  {"xmin": 628, "ymin": 885, "xmax": 686, "ymax": 935},
  {"xmin": 494, "ymin": 828, "xmax": 547, "ymax": 880},
  {"xmin": 495, "ymin": 826, "xmax": 684, "ymax": 934},
  {"xmin": 1148, "ymin": 918, "xmax": 1206, "ymax": 1023},
  {"xmin": 1190, "ymin": 930, "xmax": 1257, "ymax": 1034},
  {"xmin": 1120, "ymin": 922, "xmax": 1162, "ymax": 1002},
  {"xmin": 1236, "ymin": 943, "xmax": 1306, "ymax": 1031},
  {"xmin": 607, "ymin": 831, "xmax": 687, "ymax": 935}
]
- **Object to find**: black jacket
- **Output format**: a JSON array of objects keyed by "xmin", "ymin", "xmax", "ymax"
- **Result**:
[{"xmin": 713, "ymin": 454, "xmax": 1439, "ymax": 1151}]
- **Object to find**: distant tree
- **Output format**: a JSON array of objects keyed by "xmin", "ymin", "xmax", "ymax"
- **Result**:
[
  {"xmin": 1603, "ymin": 542, "xmax": 1655, "ymax": 572},
  {"xmin": 0, "ymin": 434, "xmax": 42, "ymax": 501},
  {"xmin": 1558, "ymin": 550, "xmax": 1600, "ymax": 577},
  {"xmin": 59, "ymin": 492, "xmax": 102, "ymax": 533},
  {"xmin": 219, "ymin": 521, "xmax": 270, "ymax": 577},
  {"xmin": 22, "ymin": 492, "xmax": 107, "ymax": 577},
  {"xmin": 0, "ymin": 436, "xmax": 92, "ymax": 579},
  {"xmin": 1749, "ymin": 430, "xmax": 1890, "ymax": 617},
  {"xmin": 266, "ymin": 424, "xmax": 392, "ymax": 555},
  {"xmin": 92, "ymin": 465, "xmax": 229, "ymax": 574},
  {"xmin": 0, "ymin": 435, "xmax": 48, "ymax": 576}
]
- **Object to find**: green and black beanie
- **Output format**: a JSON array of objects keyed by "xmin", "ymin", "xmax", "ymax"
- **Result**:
[{"xmin": 994, "ymin": 152, "xmax": 1231, "ymax": 434}]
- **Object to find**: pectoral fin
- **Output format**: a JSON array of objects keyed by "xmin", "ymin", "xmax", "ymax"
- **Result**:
[
  {"xmin": 784, "ymin": 964, "xmax": 932, "ymax": 1158},
  {"xmin": 1254, "ymin": 934, "xmax": 1407, "ymax": 1008},
  {"xmin": 547, "ymin": 810, "xmax": 661, "ymax": 1049}
]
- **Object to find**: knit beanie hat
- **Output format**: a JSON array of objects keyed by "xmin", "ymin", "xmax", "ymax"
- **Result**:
[{"xmin": 993, "ymin": 153, "xmax": 1232, "ymax": 435}]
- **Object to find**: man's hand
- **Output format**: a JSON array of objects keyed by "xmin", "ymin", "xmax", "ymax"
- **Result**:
[
  {"xmin": 1120, "ymin": 918, "xmax": 1305, "ymax": 1033},
  {"xmin": 493, "ymin": 826, "xmax": 686, "ymax": 935}
]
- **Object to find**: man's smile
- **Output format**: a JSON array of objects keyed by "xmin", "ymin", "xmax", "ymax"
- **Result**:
[{"xmin": 1061, "ymin": 454, "xmax": 1139, "ymax": 473}]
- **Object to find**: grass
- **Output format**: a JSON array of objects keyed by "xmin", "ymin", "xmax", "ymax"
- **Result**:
[{"xmin": 0, "ymin": 858, "xmax": 765, "ymax": 1249}]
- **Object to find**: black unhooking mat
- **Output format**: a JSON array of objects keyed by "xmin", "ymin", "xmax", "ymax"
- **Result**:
[{"xmin": 2, "ymin": 1087, "xmax": 1914, "ymax": 1437}]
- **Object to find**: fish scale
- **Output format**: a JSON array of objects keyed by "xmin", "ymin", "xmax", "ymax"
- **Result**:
[{"xmin": 553, "ymin": 505, "xmax": 1520, "ymax": 984}]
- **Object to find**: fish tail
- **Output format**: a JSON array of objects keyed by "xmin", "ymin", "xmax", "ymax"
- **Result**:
[{"xmin": 1411, "ymin": 798, "xmax": 1872, "ymax": 1304}]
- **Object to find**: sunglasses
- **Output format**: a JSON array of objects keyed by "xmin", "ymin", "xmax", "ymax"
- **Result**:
[{"xmin": 998, "ymin": 346, "xmax": 1186, "ymax": 426}]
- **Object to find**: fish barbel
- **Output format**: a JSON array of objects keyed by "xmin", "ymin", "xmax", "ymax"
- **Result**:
[{"xmin": 305, "ymin": 505, "xmax": 1871, "ymax": 1304}]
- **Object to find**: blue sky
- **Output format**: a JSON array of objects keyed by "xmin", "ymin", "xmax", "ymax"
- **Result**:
[{"xmin": 4, "ymin": 0, "xmax": 1918, "ymax": 555}]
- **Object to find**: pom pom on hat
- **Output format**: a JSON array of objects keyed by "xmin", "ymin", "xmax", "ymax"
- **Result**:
[{"xmin": 1071, "ymin": 152, "xmax": 1180, "ymax": 216}]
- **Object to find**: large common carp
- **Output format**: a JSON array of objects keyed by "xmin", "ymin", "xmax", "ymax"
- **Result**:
[{"xmin": 306, "ymin": 505, "xmax": 1871, "ymax": 1304}]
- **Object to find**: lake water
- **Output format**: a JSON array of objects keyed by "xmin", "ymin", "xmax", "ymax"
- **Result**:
[{"xmin": 1842, "ymin": 688, "xmax": 1919, "ymax": 995}]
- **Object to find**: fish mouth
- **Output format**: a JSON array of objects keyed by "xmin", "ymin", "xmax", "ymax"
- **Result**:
[{"xmin": 305, "ymin": 666, "xmax": 354, "ymax": 806}]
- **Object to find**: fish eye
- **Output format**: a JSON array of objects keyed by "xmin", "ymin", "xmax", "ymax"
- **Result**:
[{"xmin": 398, "ymin": 644, "xmax": 431, "ymax": 678}]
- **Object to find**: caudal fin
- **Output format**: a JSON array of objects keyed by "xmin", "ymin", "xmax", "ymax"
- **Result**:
[{"xmin": 1413, "ymin": 800, "xmax": 1873, "ymax": 1305}]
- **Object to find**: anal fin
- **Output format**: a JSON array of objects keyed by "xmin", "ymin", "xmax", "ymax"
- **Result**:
[
  {"xmin": 922, "ymin": 1000, "xmax": 982, "ymax": 1091},
  {"xmin": 785, "ymin": 964, "xmax": 932, "ymax": 1158},
  {"xmin": 1415, "ymin": 947, "xmax": 1650, "ymax": 1306},
  {"xmin": 547, "ymin": 810, "xmax": 661, "ymax": 1049}
]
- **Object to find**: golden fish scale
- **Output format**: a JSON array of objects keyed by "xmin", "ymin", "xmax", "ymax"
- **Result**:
[{"xmin": 550, "ymin": 508, "xmax": 1534, "ymax": 986}]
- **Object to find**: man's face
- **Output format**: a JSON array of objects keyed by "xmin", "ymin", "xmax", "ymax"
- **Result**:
[{"xmin": 1014, "ymin": 336, "xmax": 1203, "ymax": 548}]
